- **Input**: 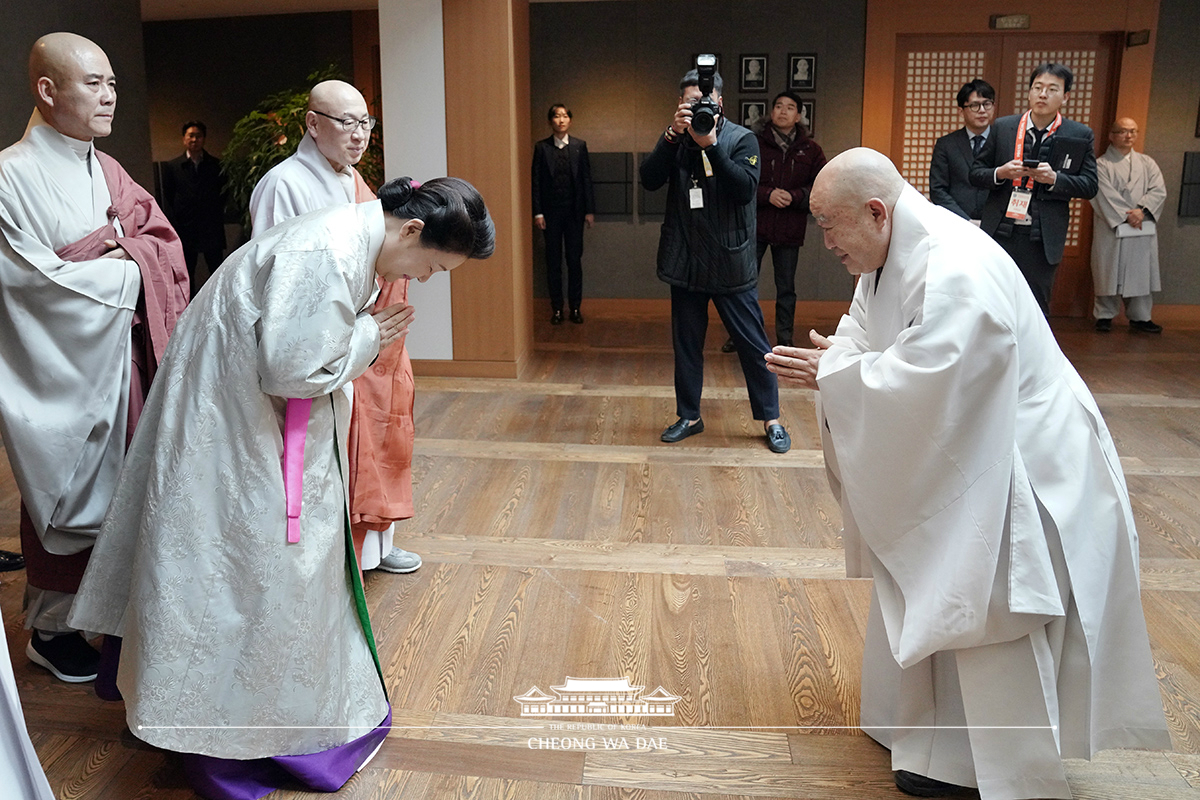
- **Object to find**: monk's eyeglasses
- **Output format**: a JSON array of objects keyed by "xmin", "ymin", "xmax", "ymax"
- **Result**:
[{"xmin": 311, "ymin": 110, "xmax": 377, "ymax": 132}]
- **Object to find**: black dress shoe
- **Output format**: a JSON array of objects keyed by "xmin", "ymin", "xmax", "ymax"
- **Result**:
[
  {"xmin": 720, "ymin": 337, "xmax": 736, "ymax": 353},
  {"xmin": 1129, "ymin": 319, "xmax": 1163, "ymax": 333},
  {"xmin": 27, "ymin": 631, "xmax": 100, "ymax": 683},
  {"xmin": 661, "ymin": 418, "xmax": 703, "ymax": 443},
  {"xmin": 550, "ymin": 309, "xmax": 564, "ymax": 325},
  {"xmin": 765, "ymin": 423, "xmax": 791, "ymax": 453},
  {"xmin": 1094, "ymin": 318, "xmax": 1112, "ymax": 332},
  {"xmin": 893, "ymin": 770, "xmax": 973, "ymax": 797},
  {"xmin": 0, "ymin": 549, "xmax": 24, "ymax": 572},
  {"xmin": 570, "ymin": 308, "xmax": 584, "ymax": 324}
]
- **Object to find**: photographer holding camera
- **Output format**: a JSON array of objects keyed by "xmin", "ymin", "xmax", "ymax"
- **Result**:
[{"xmin": 640, "ymin": 58, "xmax": 790, "ymax": 453}]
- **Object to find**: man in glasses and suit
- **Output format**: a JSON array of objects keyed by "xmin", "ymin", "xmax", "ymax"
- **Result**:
[
  {"xmin": 970, "ymin": 63, "xmax": 1098, "ymax": 315},
  {"xmin": 930, "ymin": 79, "xmax": 995, "ymax": 224},
  {"xmin": 250, "ymin": 80, "xmax": 423, "ymax": 578}
]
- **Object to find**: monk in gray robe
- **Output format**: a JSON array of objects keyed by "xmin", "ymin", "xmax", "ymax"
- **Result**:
[{"xmin": 1089, "ymin": 117, "xmax": 1168, "ymax": 333}]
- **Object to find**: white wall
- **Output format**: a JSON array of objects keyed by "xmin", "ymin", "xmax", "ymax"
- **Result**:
[{"xmin": 378, "ymin": 0, "xmax": 454, "ymax": 359}]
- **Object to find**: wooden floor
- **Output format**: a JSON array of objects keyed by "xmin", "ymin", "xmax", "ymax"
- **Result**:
[{"xmin": 5, "ymin": 306, "xmax": 1200, "ymax": 799}]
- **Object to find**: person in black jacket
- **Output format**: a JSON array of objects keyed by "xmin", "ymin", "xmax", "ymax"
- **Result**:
[
  {"xmin": 929, "ymin": 79, "xmax": 994, "ymax": 223},
  {"xmin": 532, "ymin": 104, "xmax": 595, "ymax": 324},
  {"xmin": 640, "ymin": 69, "xmax": 790, "ymax": 454},
  {"xmin": 723, "ymin": 91, "xmax": 825, "ymax": 353},
  {"xmin": 969, "ymin": 64, "xmax": 1098, "ymax": 315},
  {"xmin": 160, "ymin": 121, "xmax": 226, "ymax": 297}
]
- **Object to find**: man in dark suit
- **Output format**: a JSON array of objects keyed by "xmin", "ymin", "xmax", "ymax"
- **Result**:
[
  {"xmin": 161, "ymin": 120, "xmax": 226, "ymax": 297},
  {"xmin": 532, "ymin": 104, "xmax": 595, "ymax": 324},
  {"xmin": 970, "ymin": 63, "xmax": 1098, "ymax": 315},
  {"xmin": 930, "ymin": 79, "xmax": 995, "ymax": 223}
]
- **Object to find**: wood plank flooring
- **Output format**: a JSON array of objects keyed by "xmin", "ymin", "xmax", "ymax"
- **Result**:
[{"xmin": 4, "ymin": 309, "xmax": 1200, "ymax": 798}]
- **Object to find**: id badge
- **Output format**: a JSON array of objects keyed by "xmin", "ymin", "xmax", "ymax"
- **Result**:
[
  {"xmin": 689, "ymin": 186, "xmax": 704, "ymax": 209},
  {"xmin": 1005, "ymin": 188, "xmax": 1032, "ymax": 221}
]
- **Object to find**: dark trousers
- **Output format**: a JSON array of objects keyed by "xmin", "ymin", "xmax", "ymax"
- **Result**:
[
  {"xmin": 756, "ymin": 241, "xmax": 800, "ymax": 344},
  {"xmin": 543, "ymin": 209, "xmax": 584, "ymax": 310},
  {"xmin": 670, "ymin": 284, "xmax": 780, "ymax": 422},
  {"xmin": 182, "ymin": 243, "xmax": 224, "ymax": 298},
  {"xmin": 997, "ymin": 227, "xmax": 1057, "ymax": 316}
]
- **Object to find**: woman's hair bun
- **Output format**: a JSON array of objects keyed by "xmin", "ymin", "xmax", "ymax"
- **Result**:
[{"xmin": 379, "ymin": 177, "xmax": 416, "ymax": 212}]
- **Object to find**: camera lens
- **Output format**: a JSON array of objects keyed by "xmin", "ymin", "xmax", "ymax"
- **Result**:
[{"xmin": 691, "ymin": 101, "xmax": 716, "ymax": 135}]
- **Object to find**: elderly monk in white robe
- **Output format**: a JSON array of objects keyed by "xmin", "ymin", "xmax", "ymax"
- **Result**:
[
  {"xmin": 68, "ymin": 177, "xmax": 494, "ymax": 800},
  {"xmin": 0, "ymin": 32, "xmax": 188, "ymax": 685},
  {"xmin": 767, "ymin": 148, "xmax": 1169, "ymax": 800},
  {"xmin": 1089, "ymin": 117, "xmax": 1168, "ymax": 333},
  {"xmin": 250, "ymin": 80, "xmax": 421, "ymax": 576}
]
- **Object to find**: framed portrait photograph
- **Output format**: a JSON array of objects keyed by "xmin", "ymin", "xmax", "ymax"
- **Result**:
[
  {"xmin": 788, "ymin": 53, "xmax": 817, "ymax": 92},
  {"xmin": 740, "ymin": 54, "xmax": 768, "ymax": 93},
  {"xmin": 740, "ymin": 101, "xmax": 767, "ymax": 129},
  {"xmin": 800, "ymin": 99, "xmax": 815, "ymax": 135}
]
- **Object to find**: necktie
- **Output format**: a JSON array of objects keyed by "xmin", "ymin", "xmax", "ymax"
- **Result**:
[
  {"xmin": 971, "ymin": 134, "xmax": 983, "ymax": 156},
  {"xmin": 1030, "ymin": 127, "xmax": 1045, "ymax": 159}
]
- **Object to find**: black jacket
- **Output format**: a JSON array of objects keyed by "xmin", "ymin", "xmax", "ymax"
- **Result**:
[
  {"xmin": 756, "ymin": 125, "xmax": 825, "ymax": 246},
  {"xmin": 639, "ymin": 119, "xmax": 760, "ymax": 294},
  {"xmin": 531, "ymin": 136, "xmax": 596, "ymax": 219},
  {"xmin": 930, "ymin": 127, "xmax": 990, "ymax": 220},
  {"xmin": 160, "ymin": 151, "xmax": 226, "ymax": 251},
  {"xmin": 969, "ymin": 114, "xmax": 1097, "ymax": 265}
]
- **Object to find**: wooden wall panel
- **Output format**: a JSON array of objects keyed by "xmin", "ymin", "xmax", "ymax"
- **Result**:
[{"xmin": 441, "ymin": 0, "xmax": 532, "ymax": 377}]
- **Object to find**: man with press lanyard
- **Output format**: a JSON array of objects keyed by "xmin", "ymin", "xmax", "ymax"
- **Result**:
[{"xmin": 970, "ymin": 63, "xmax": 1097, "ymax": 315}]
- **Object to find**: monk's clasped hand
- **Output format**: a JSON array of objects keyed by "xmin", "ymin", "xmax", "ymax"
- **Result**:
[{"xmin": 764, "ymin": 329, "xmax": 833, "ymax": 390}]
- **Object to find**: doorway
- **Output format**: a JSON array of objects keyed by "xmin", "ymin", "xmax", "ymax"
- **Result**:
[{"xmin": 891, "ymin": 33, "xmax": 1122, "ymax": 317}]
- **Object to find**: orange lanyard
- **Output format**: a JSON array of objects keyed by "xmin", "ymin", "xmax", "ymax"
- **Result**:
[{"xmin": 1012, "ymin": 110, "xmax": 1062, "ymax": 188}]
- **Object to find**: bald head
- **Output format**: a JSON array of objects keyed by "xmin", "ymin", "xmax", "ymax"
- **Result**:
[
  {"xmin": 29, "ymin": 32, "xmax": 116, "ymax": 141},
  {"xmin": 1109, "ymin": 117, "xmax": 1139, "ymax": 155},
  {"xmin": 306, "ymin": 80, "xmax": 371, "ymax": 171},
  {"xmin": 308, "ymin": 80, "xmax": 365, "ymax": 114},
  {"xmin": 812, "ymin": 148, "xmax": 905, "ymax": 220},
  {"xmin": 810, "ymin": 148, "xmax": 905, "ymax": 276}
]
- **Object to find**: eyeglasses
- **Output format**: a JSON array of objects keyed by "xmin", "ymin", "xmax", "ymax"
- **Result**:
[
  {"xmin": 962, "ymin": 101, "xmax": 994, "ymax": 112},
  {"xmin": 311, "ymin": 110, "xmax": 377, "ymax": 132}
]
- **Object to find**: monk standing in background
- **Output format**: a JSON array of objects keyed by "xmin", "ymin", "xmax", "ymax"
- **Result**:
[
  {"xmin": 250, "ymin": 79, "xmax": 422, "ymax": 575},
  {"xmin": 0, "ymin": 32, "xmax": 188, "ymax": 685}
]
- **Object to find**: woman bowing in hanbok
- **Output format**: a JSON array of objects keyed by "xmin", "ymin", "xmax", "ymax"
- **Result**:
[{"xmin": 68, "ymin": 177, "xmax": 494, "ymax": 800}]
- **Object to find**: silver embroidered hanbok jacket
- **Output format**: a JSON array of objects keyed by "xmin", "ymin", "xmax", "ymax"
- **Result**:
[{"xmin": 70, "ymin": 201, "xmax": 389, "ymax": 759}]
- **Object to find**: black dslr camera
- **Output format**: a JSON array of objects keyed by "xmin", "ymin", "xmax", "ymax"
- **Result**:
[{"xmin": 690, "ymin": 54, "xmax": 721, "ymax": 136}]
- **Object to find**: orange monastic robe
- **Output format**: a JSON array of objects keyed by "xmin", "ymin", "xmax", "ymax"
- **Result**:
[{"xmin": 347, "ymin": 173, "xmax": 416, "ymax": 552}]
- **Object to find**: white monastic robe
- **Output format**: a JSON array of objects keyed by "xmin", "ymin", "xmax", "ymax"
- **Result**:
[
  {"xmin": 1089, "ymin": 146, "xmax": 1167, "ymax": 299},
  {"xmin": 249, "ymin": 130, "xmax": 356, "ymax": 235},
  {"xmin": 817, "ymin": 186, "xmax": 1170, "ymax": 800},
  {"xmin": 249, "ymin": 129, "xmax": 414, "ymax": 572},
  {"xmin": 0, "ymin": 111, "xmax": 141, "ymax": 553},
  {"xmin": 68, "ymin": 202, "xmax": 389, "ymax": 759}
]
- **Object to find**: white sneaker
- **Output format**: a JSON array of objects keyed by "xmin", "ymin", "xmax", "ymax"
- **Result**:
[{"xmin": 377, "ymin": 547, "xmax": 422, "ymax": 573}]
